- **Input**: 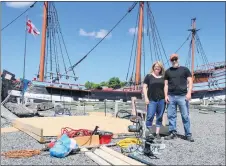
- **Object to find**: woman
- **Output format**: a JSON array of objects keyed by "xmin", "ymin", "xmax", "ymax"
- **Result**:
[{"xmin": 143, "ymin": 61, "xmax": 165, "ymax": 141}]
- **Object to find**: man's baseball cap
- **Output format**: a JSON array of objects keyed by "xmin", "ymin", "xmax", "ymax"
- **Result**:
[{"xmin": 170, "ymin": 53, "xmax": 179, "ymax": 61}]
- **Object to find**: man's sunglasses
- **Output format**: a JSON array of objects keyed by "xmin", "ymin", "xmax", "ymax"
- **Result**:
[{"xmin": 171, "ymin": 58, "xmax": 178, "ymax": 62}]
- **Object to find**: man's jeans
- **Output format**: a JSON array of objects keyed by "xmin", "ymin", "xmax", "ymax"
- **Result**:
[
  {"xmin": 146, "ymin": 99, "xmax": 165, "ymax": 128},
  {"xmin": 167, "ymin": 95, "xmax": 191, "ymax": 136}
]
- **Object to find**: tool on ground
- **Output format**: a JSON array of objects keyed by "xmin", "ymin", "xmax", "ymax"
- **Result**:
[
  {"xmin": 127, "ymin": 100, "xmax": 163, "ymax": 158},
  {"xmin": 97, "ymin": 131, "xmax": 113, "ymax": 144},
  {"xmin": 1, "ymin": 149, "xmax": 41, "ymax": 158},
  {"xmin": 117, "ymin": 138, "xmax": 141, "ymax": 148}
]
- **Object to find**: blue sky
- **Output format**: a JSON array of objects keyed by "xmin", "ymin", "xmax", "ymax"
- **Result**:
[{"xmin": 1, "ymin": 1, "xmax": 225, "ymax": 85}]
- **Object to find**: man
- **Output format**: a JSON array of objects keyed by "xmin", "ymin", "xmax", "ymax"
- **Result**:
[{"xmin": 164, "ymin": 53, "xmax": 194, "ymax": 142}]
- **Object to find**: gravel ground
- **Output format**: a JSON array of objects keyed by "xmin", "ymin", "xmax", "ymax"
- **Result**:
[
  {"xmin": 111, "ymin": 110, "xmax": 226, "ymax": 165},
  {"xmin": 1, "ymin": 118, "xmax": 12, "ymax": 128},
  {"xmin": 1, "ymin": 109, "xmax": 225, "ymax": 165},
  {"xmin": 1, "ymin": 132, "xmax": 97, "ymax": 165}
]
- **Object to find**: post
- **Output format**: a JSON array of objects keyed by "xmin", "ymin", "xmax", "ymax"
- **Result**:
[
  {"xmin": 135, "ymin": 2, "xmax": 144, "ymax": 90},
  {"xmin": 131, "ymin": 97, "xmax": 137, "ymax": 115},
  {"xmin": 114, "ymin": 101, "xmax": 118, "ymax": 117},
  {"xmin": 84, "ymin": 101, "xmax": 86, "ymax": 115},
  {"xmin": 104, "ymin": 100, "xmax": 107, "ymax": 116},
  {"xmin": 22, "ymin": 15, "xmax": 28, "ymax": 104}
]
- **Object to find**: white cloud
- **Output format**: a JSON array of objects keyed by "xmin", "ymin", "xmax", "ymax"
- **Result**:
[
  {"xmin": 5, "ymin": 2, "xmax": 35, "ymax": 8},
  {"xmin": 79, "ymin": 29, "xmax": 112, "ymax": 39},
  {"xmin": 95, "ymin": 29, "xmax": 112, "ymax": 39},
  {"xmin": 79, "ymin": 29, "xmax": 96, "ymax": 37},
  {"xmin": 128, "ymin": 27, "xmax": 146, "ymax": 35}
]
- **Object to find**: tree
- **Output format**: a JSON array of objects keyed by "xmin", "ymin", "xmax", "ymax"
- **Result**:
[
  {"xmin": 85, "ymin": 77, "xmax": 126, "ymax": 89},
  {"xmin": 108, "ymin": 77, "xmax": 121, "ymax": 89},
  {"xmin": 100, "ymin": 81, "xmax": 108, "ymax": 87},
  {"xmin": 93, "ymin": 83, "xmax": 102, "ymax": 89},
  {"xmin": 85, "ymin": 81, "xmax": 93, "ymax": 89}
]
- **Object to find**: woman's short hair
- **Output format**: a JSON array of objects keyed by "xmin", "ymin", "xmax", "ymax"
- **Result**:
[{"xmin": 150, "ymin": 61, "xmax": 165, "ymax": 76}]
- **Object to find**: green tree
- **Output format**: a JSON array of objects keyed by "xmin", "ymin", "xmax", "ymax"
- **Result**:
[
  {"xmin": 93, "ymin": 83, "xmax": 102, "ymax": 89},
  {"xmin": 108, "ymin": 77, "xmax": 121, "ymax": 89},
  {"xmin": 85, "ymin": 77, "xmax": 126, "ymax": 89},
  {"xmin": 100, "ymin": 81, "xmax": 108, "ymax": 87},
  {"xmin": 85, "ymin": 81, "xmax": 93, "ymax": 89}
]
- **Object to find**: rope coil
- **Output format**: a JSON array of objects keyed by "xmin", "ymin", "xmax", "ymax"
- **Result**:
[
  {"xmin": 1, "ymin": 150, "xmax": 41, "ymax": 158},
  {"xmin": 61, "ymin": 127, "xmax": 93, "ymax": 138}
]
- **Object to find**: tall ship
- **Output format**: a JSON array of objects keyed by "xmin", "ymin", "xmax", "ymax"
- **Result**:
[{"xmin": 1, "ymin": 2, "xmax": 225, "ymax": 103}]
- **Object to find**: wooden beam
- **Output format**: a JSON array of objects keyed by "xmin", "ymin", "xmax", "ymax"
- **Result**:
[
  {"xmin": 94, "ymin": 149, "xmax": 130, "ymax": 165},
  {"xmin": 12, "ymin": 119, "xmax": 45, "ymax": 143},
  {"xmin": 100, "ymin": 146, "xmax": 146, "ymax": 165},
  {"xmin": 131, "ymin": 97, "xmax": 137, "ymax": 115},
  {"xmin": 80, "ymin": 143, "xmax": 117, "ymax": 149},
  {"xmin": 80, "ymin": 148, "xmax": 111, "ymax": 165}
]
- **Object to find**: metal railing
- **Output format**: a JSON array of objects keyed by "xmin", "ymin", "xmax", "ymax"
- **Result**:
[{"xmin": 57, "ymin": 100, "xmax": 133, "ymax": 117}]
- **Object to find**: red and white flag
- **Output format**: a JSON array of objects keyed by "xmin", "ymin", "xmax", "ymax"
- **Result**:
[{"xmin": 26, "ymin": 19, "xmax": 40, "ymax": 36}]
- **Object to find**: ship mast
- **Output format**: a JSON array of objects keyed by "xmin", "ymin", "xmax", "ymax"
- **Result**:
[
  {"xmin": 135, "ymin": 2, "xmax": 144, "ymax": 90},
  {"xmin": 190, "ymin": 18, "xmax": 196, "ymax": 81},
  {"xmin": 39, "ymin": 2, "xmax": 48, "ymax": 82}
]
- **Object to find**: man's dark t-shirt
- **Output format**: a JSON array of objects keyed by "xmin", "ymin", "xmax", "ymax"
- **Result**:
[
  {"xmin": 143, "ymin": 74, "xmax": 165, "ymax": 101},
  {"xmin": 164, "ymin": 66, "xmax": 192, "ymax": 96}
]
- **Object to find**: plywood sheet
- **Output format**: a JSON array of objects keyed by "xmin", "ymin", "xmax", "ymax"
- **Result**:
[{"xmin": 14, "ymin": 115, "xmax": 133, "ymax": 137}]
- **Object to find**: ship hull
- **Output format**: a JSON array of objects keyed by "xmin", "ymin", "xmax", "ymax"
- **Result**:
[
  {"xmin": 192, "ymin": 88, "xmax": 226, "ymax": 100},
  {"xmin": 5, "ymin": 82, "xmax": 225, "ymax": 103},
  {"xmin": 12, "ymin": 84, "xmax": 143, "ymax": 103},
  {"xmin": 24, "ymin": 85, "xmax": 225, "ymax": 102}
]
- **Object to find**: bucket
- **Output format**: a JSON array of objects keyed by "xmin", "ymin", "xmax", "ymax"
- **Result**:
[{"xmin": 99, "ymin": 131, "xmax": 113, "ymax": 144}]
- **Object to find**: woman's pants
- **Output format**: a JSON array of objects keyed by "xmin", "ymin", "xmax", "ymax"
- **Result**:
[{"xmin": 146, "ymin": 99, "xmax": 165, "ymax": 128}]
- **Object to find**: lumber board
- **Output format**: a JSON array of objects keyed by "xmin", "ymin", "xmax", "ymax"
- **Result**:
[
  {"xmin": 23, "ymin": 129, "xmax": 45, "ymax": 143},
  {"xmin": 57, "ymin": 135, "xmax": 102, "ymax": 148},
  {"xmin": 80, "ymin": 148, "xmax": 111, "ymax": 165},
  {"xmin": 12, "ymin": 119, "xmax": 45, "ymax": 143},
  {"xmin": 14, "ymin": 115, "xmax": 133, "ymax": 137},
  {"xmin": 100, "ymin": 146, "xmax": 146, "ymax": 165},
  {"xmin": 73, "ymin": 135, "xmax": 100, "ymax": 147},
  {"xmin": 1, "ymin": 127, "xmax": 19, "ymax": 133},
  {"xmin": 13, "ymin": 119, "xmax": 43, "ymax": 136},
  {"xmin": 94, "ymin": 149, "xmax": 130, "ymax": 165},
  {"xmin": 80, "ymin": 143, "xmax": 116, "ymax": 149}
]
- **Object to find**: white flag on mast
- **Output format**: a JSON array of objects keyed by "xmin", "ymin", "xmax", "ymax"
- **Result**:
[{"xmin": 26, "ymin": 19, "xmax": 40, "ymax": 36}]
